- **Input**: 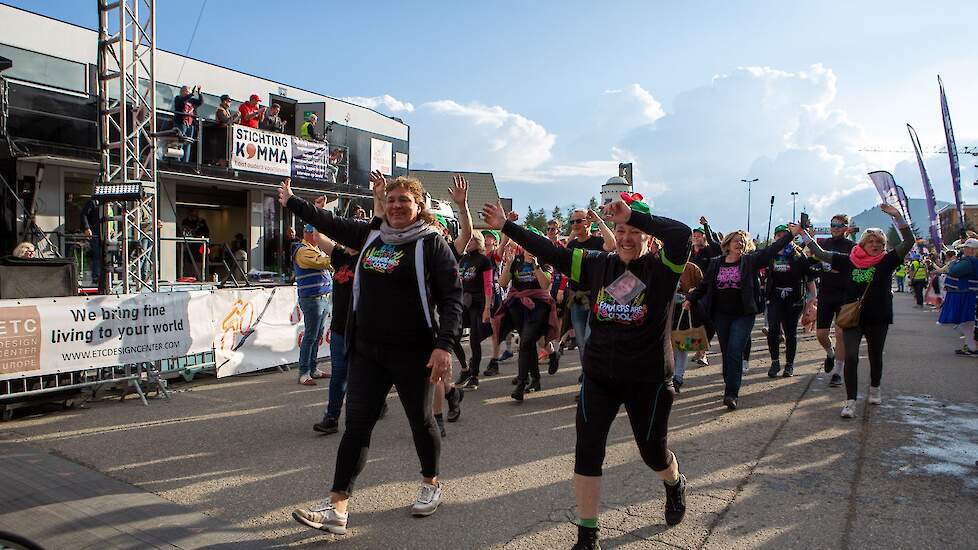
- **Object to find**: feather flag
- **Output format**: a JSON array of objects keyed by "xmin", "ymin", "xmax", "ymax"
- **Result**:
[
  {"xmin": 907, "ymin": 124, "xmax": 944, "ymax": 250},
  {"xmin": 939, "ymin": 75, "xmax": 966, "ymax": 239}
]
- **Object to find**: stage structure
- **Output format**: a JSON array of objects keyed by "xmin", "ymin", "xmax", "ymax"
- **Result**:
[{"xmin": 96, "ymin": 0, "xmax": 158, "ymax": 293}]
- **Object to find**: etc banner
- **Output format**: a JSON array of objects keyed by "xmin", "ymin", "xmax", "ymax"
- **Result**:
[
  {"xmin": 292, "ymin": 137, "xmax": 329, "ymax": 181},
  {"xmin": 231, "ymin": 124, "xmax": 292, "ymax": 177}
]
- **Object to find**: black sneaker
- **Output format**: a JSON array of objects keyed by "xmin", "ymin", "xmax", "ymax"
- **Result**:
[
  {"xmin": 767, "ymin": 361, "xmax": 781, "ymax": 378},
  {"xmin": 723, "ymin": 396, "xmax": 738, "ymax": 410},
  {"xmin": 548, "ymin": 351, "xmax": 560, "ymax": 375},
  {"xmin": 782, "ymin": 364, "xmax": 794, "ymax": 377},
  {"xmin": 313, "ymin": 416, "xmax": 339, "ymax": 435},
  {"xmin": 511, "ymin": 381, "xmax": 526, "ymax": 402},
  {"xmin": 527, "ymin": 378, "xmax": 541, "ymax": 393},
  {"xmin": 462, "ymin": 377, "xmax": 479, "ymax": 390},
  {"xmin": 571, "ymin": 524, "xmax": 601, "ymax": 550},
  {"xmin": 673, "ymin": 378, "xmax": 683, "ymax": 394},
  {"xmin": 663, "ymin": 473, "xmax": 687, "ymax": 526},
  {"xmin": 483, "ymin": 360, "xmax": 499, "ymax": 377},
  {"xmin": 823, "ymin": 355, "xmax": 834, "ymax": 373},
  {"xmin": 829, "ymin": 373, "xmax": 842, "ymax": 387},
  {"xmin": 446, "ymin": 387, "xmax": 463, "ymax": 422},
  {"xmin": 455, "ymin": 368, "xmax": 470, "ymax": 386}
]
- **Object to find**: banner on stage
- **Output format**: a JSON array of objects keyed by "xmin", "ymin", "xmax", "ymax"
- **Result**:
[
  {"xmin": 0, "ymin": 291, "xmax": 212, "ymax": 380},
  {"xmin": 230, "ymin": 124, "xmax": 292, "ymax": 177},
  {"xmin": 370, "ymin": 138, "xmax": 393, "ymax": 175},
  {"xmin": 291, "ymin": 137, "xmax": 329, "ymax": 181},
  {"xmin": 210, "ymin": 287, "xmax": 330, "ymax": 378}
]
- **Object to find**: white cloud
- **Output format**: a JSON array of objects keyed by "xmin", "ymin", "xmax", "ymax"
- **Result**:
[{"xmin": 340, "ymin": 94, "xmax": 415, "ymax": 114}]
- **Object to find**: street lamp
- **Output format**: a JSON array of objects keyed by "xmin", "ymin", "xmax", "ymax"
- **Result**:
[
  {"xmin": 741, "ymin": 178, "xmax": 758, "ymax": 232},
  {"xmin": 790, "ymin": 191, "xmax": 799, "ymax": 220}
]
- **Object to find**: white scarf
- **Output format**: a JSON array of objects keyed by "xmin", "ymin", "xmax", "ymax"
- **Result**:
[{"xmin": 378, "ymin": 218, "xmax": 439, "ymax": 245}]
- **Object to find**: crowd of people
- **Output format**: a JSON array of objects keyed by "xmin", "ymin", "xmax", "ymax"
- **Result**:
[{"xmin": 264, "ymin": 172, "xmax": 955, "ymax": 549}]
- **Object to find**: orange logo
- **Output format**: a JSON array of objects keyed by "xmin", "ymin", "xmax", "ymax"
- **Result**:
[
  {"xmin": 219, "ymin": 299, "xmax": 255, "ymax": 350},
  {"xmin": 245, "ymin": 143, "xmax": 257, "ymax": 158},
  {"xmin": 0, "ymin": 306, "xmax": 42, "ymax": 375}
]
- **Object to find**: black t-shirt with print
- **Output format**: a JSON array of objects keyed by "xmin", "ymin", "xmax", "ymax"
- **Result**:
[
  {"xmin": 831, "ymin": 250, "xmax": 901, "ymax": 325},
  {"xmin": 356, "ymin": 236, "xmax": 430, "ymax": 343},
  {"xmin": 459, "ymin": 251, "xmax": 493, "ymax": 296},
  {"xmin": 509, "ymin": 257, "xmax": 551, "ymax": 292},
  {"xmin": 713, "ymin": 261, "xmax": 744, "ymax": 315},
  {"xmin": 565, "ymin": 236, "xmax": 605, "ymax": 292},
  {"xmin": 329, "ymin": 247, "xmax": 358, "ymax": 333},
  {"xmin": 816, "ymin": 236, "xmax": 855, "ymax": 298}
]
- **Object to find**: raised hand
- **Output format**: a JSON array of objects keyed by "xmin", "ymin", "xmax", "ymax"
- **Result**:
[
  {"xmin": 787, "ymin": 222, "xmax": 802, "ymax": 236},
  {"xmin": 449, "ymin": 174, "xmax": 469, "ymax": 207},
  {"xmin": 699, "ymin": 216, "xmax": 708, "ymax": 226},
  {"xmin": 602, "ymin": 200, "xmax": 632, "ymax": 225},
  {"xmin": 506, "ymin": 210, "xmax": 519, "ymax": 222},
  {"xmin": 880, "ymin": 203, "xmax": 901, "ymax": 217},
  {"xmin": 277, "ymin": 178, "xmax": 293, "ymax": 207},
  {"xmin": 314, "ymin": 194, "xmax": 327, "ymax": 209},
  {"xmin": 481, "ymin": 201, "xmax": 507, "ymax": 230},
  {"xmin": 585, "ymin": 209, "xmax": 602, "ymax": 224},
  {"xmin": 370, "ymin": 170, "xmax": 387, "ymax": 215}
]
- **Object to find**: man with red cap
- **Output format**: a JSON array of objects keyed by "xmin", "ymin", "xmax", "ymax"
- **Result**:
[{"xmin": 239, "ymin": 94, "xmax": 266, "ymax": 129}]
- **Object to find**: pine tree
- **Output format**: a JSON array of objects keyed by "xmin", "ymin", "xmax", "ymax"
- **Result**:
[{"xmin": 588, "ymin": 196, "xmax": 599, "ymax": 211}]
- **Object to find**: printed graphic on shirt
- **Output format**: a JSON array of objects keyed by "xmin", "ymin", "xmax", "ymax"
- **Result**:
[
  {"xmin": 852, "ymin": 266, "xmax": 876, "ymax": 284},
  {"xmin": 362, "ymin": 244, "xmax": 404, "ymax": 274},
  {"xmin": 717, "ymin": 265, "xmax": 741, "ymax": 289},
  {"xmin": 333, "ymin": 264, "xmax": 354, "ymax": 284},
  {"xmin": 593, "ymin": 286, "xmax": 648, "ymax": 324},
  {"xmin": 459, "ymin": 263, "xmax": 479, "ymax": 282},
  {"xmin": 771, "ymin": 259, "xmax": 791, "ymax": 273},
  {"xmin": 514, "ymin": 262, "xmax": 537, "ymax": 283}
]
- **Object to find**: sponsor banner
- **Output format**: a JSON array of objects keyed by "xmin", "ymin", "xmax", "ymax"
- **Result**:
[
  {"xmin": 939, "ymin": 76, "xmax": 966, "ymax": 239},
  {"xmin": 0, "ymin": 291, "xmax": 212, "ymax": 380},
  {"xmin": 231, "ymin": 124, "xmax": 291, "ymax": 177},
  {"xmin": 370, "ymin": 138, "xmax": 393, "ymax": 175},
  {"xmin": 211, "ymin": 287, "xmax": 330, "ymax": 378},
  {"xmin": 292, "ymin": 137, "xmax": 329, "ymax": 181},
  {"xmin": 395, "ymin": 151, "xmax": 409, "ymax": 169},
  {"xmin": 908, "ymin": 124, "xmax": 944, "ymax": 250}
]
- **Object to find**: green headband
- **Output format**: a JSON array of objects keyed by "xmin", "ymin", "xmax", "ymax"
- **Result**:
[
  {"xmin": 774, "ymin": 224, "xmax": 789, "ymax": 234},
  {"xmin": 527, "ymin": 225, "xmax": 544, "ymax": 237},
  {"xmin": 481, "ymin": 229, "xmax": 500, "ymax": 241},
  {"xmin": 434, "ymin": 214, "xmax": 448, "ymax": 229}
]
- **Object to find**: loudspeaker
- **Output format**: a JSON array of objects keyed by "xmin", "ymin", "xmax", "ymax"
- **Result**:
[{"xmin": 0, "ymin": 257, "xmax": 77, "ymax": 299}]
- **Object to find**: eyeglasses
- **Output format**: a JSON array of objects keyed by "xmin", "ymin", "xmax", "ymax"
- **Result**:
[
  {"xmin": 569, "ymin": 219, "xmax": 585, "ymax": 225},
  {"xmin": 547, "ymin": 226, "xmax": 558, "ymax": 232},
  {"xmin": 830, "ymin": 223, "xmax": 847, "ymax": 229}
]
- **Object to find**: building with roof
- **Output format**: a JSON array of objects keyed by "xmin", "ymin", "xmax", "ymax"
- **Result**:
[
  {"xmin": 409, "ymin": 170, "xmax": 503, "ymax": 230},
  {"xmin": 0, "ymin": 3, "xmax": 410, "ymax": 284}
]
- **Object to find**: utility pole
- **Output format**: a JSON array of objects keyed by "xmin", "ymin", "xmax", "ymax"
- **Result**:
[
  {"xmin": 790, "ymin": 191, "xmax": 799, "ymax": 220},
  {"xmin": 741, "ymin": 178, "xmax": 758, "ymax": 232}
]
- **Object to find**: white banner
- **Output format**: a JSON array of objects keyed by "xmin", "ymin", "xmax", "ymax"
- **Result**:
[
  {"xmin": 395, "ymin": 151, "xmax": 408, "ymax": 169},
  {"xmin": 230, "ymin": 124, "xmax": 292, "ymax": 176},
  {"xmin": 211, "ymin": 287, "xmax": 330, "ymax": 378},
  {"xmin": 370, "ymin": 138, "xmax": 393, "ymax": 175},
  {"xmin": 0, "ymin": 291, "xmax": 212, "ymax": 380}
]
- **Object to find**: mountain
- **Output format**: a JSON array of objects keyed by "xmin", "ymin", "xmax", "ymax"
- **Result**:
[{"xmin": 850, "ymin": 198, "xmax": 950, "ymax": 234}]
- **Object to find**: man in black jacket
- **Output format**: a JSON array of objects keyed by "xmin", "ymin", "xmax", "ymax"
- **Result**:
[{"xmin": 80, "ymin": 198, "xmax": 102, "ymax": 285}]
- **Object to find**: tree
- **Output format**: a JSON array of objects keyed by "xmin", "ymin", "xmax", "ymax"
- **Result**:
[
  {"xmin": 550, "ymin": 206, "xmax": 565, "ymax": 227},
  {"xmin": 588, "ymin": 196, "xmax": 599, "ymax": 211},
  {"xmin": 886, "ymin": 226, "xmax": 900, "ymax": 250},
  {"xmin": 524, "ymin": 206, "xmax": 547, "ymax": 232}
]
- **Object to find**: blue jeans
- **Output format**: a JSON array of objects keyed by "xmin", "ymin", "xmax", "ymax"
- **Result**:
[
  {"xmin": 569, "ymin": 304, "xmax": 591, "ymax": 363},
  {"xmin": 176, "ymin": 121, "xmax": 195, "ymax": 163},
  {"xmin": 673, "ymin": 349, "xmax": 688, "ymax": 383},
  {"xmin": 298, "ymin": 294, "xmax": 329, "ymax": 376},
  {"xmin": 712, "ymin": 312, "xmax": 755, "ymax": 398},
  {"xmin": 324, "ymin": 331, "xmax": 348, "ymax": 420},
  {"xmin": 895, "ymin": 276, "xmax": 905, "ymax": 292}
]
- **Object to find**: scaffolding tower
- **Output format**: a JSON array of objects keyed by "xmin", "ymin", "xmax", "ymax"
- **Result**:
[{"xmin": 96, "ymin": 0, "xmax": 158, "ymax": 293}]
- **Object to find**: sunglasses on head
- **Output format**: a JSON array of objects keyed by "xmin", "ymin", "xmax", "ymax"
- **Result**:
[
  {"xmin": 830, "ymin": 223, "xmax": 847, "ymax": 228},
  {"xmin": 570, "ymin": 219, "xmax": 585, "ymax": 225}
]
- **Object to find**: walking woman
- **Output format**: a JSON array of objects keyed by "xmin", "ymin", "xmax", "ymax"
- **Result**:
[
  {"xmin": 686, "ymin": 223, "xmax": 802, "ymax": 410},
  {"xmin": 282, "ymin": 172, "xmax": 462, "ymax": 534},
  {"xmin": 482, "ymin": 196, "xmax": 691, "ymax": 549},
  {"xmin": 936, "ymin": 239, "xmax": 978, "ymax": 354},
  {"xmin": 802, "ymin": 203, "xmax": 914, "ymax": 418},
  {"xmin": 456, "ymin": 230, "xmax": 494, "ymax": 389},
  {"xmin": 493, "ymin": 243, "xmax": 558, "ymax": 401},
  {"xmin": 764, "ymin": 225, "xmax": 817, "ymax": 378},
  {"xmin": 673, "ymin": 260, "xmax": 703, "ymax": 392}
]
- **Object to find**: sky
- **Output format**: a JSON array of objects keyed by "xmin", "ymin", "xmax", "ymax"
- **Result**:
[{"xmin": 11, "ymin": 0, "xmax": 978, "ymax": 234}]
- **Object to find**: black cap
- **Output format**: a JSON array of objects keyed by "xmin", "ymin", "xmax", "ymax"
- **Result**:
[{"xmin": 220, "ymin": 94, "xmax": 231, "ymax": 101}]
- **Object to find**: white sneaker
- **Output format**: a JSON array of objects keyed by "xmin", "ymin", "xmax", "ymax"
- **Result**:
[
  {"xmin": 742, "ymin": 360, "xmax": 749, "ymax": 374},
  {"xmin": 311, "ymin": 368, "xmax": 329, "ymax": 379},
  {"xmin": 411, "ymin": 482, "xmax": 442, "ymax": 516},
  {"xmin": 840, "ymin": 400, "xmax": 856, "ymax": 418},
  {"xmin": 868, "ymin": 386, "xmax": 882, "ymax": 405},
  {"xmin": 292, "ymin": 500, "xmax": 348, "ymax": 534}
]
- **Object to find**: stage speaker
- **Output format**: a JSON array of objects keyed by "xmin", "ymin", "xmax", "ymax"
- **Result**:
[{"xmin": 0, "ymin": 257, "xmax": 77, "ymax": 299}]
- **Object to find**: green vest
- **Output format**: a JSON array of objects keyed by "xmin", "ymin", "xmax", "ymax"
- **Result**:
[
  {"xmin": 895, "ymin": 265, "xmax": 906, "ymax": 277},
  {"xmin": 300, "ymin": 121, "xmax": 313, "ymax": 140},
  {"xmin": 910, "ymin": 260, "xmax": 927, "ymax": 280}
]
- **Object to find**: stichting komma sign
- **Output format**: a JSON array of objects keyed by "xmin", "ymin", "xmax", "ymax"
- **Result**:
[{"xmin": 231, "ymin": 125, "xmax": 292, "ymax": 177}]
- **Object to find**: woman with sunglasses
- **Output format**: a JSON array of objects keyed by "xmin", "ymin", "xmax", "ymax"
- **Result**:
[
  {"xmin": 686, "ymin": 223, "xmax": 802, "ymax": 410},
  {"xmin": 801, "ymin": 203, "xmax": 914, "ymax": 418}
]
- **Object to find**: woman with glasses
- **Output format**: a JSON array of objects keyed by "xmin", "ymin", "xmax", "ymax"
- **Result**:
[
  {"xmin": 802, "ymin": 204, "xmax": 914, "ymax": 418},
  {"xmin": 686, "ymin": 223, "xmax": 802, "ymax": 410}
]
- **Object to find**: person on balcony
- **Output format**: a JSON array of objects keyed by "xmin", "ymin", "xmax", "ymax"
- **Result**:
[
  {"xmin": 239, "ymin": 94, "xmax": 266, "ymax": 129},
  {"xmin": 300, "ymin": 113, "xmax": 326, "ymax": 142},
  {"xmin": 173, "ymin": 85, "xmax": 203, "ymax": 163},
  {"xmin": 211, "ymin": 94, "xmax": 241, "ymax": 167},
  {"xmin": 261, "ymin": 103, "xmax": 287, "ymax": 133}
]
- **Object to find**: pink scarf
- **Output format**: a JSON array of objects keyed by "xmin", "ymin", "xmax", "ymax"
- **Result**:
[{"xmin": 850, "ymin": 244, "xmax": 886, "ymax": 269}]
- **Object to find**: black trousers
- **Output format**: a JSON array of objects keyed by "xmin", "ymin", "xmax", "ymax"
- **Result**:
[
  {"xmin": 766, "ymin": 296, "xmax": 803, "ymax": 364},
  {"xmin": 911, "ymin": 280, "xmax": 926, "ymax": 306},
  {"xmin": 331, "ymin": 340, "xmax": 439, "ymax": 495},
  {"xmin": 504, "ymin": 300, "xmax": 549, "ymax": 383},
  {"xmin": 575, "ymin": 373, "xmax": 675, "ymax": 476},
  {"xmin": 842, "ymin": 324, "xmax": 889, "ymax": 401},
  {"xmin": 463, "ymin": 295, "xmax": 487, "ymax": 375}
]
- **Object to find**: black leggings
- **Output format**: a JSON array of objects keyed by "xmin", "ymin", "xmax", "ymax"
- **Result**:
[
  {"xmin": 331, "ymin": 341, "xmax": 439, "ymax": 495},
  {"xmin": 766, "ymin": 296, "xmax": 803, "ymax": 364},
  {"xmin": 842, "ymin": 324, "xmax": 889, "ymax": 401},
  {"xmin": 505, "ymin": 301, "xmax": 549, "ymax": 383},
  {"xmin": 463, "ymin": 295, "xmax": 487, "ymax": 375},
  {"xmin": 911, "ymin": 280, "xmax": 926, "ymax": 306},
  {"xmin": 575, "ymin": 373, "xmax": 675, "ymax": 476}
]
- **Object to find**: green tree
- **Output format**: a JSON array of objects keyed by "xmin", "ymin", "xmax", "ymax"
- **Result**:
[
  {"xmin": 550, "ymin": 206, "xmax": 565, "ymax": 227},
  {"xmin": 886, "ymin": 226, "xmax": 900, "ymax": 250},
  {"xmin": 588, "ymin": 196, "xmax": 599, "ymax": 211}
]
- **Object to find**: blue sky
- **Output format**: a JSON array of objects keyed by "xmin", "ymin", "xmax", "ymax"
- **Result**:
[{"xmin": 11, "ymin": 0, "xmax": 978, "ymax": 233}]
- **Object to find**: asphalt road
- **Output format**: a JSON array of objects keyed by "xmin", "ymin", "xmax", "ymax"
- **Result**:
[{"xmin": 1, "ymin": 291, "xmax": 976, "ymax": 549}]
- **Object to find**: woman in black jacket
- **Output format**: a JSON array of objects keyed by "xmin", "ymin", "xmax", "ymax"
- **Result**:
[
  {"xmin": 283, "ymin": 173, "xmax": 463, "ymax": 535},
  {"xmin": 803, "ymin": 203, "xmax": 914, "ymax": 419},
  {"xmin": 482, "ymin": 197, "xmax": 691, "ymax": 549},
  {"xmin": 686, "ymin": 223, "xmax": 801, "ymax": 410},
  {"xmin": 764, "ymin": 224, "xmax": 817, "ymax": 378}
]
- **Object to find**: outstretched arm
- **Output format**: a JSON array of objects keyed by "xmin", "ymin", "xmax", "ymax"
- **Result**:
[
  {"xmin": 280, "ymin": 179, "xmax": 372, "ymax": 251},
  {"xmin": 587, "ymin": 209, "xmax": 617, "ymax": 251},
  {"xmin": 754, "ymin": 225, "xmax": 800, "ymax": 265},
  {"xmin": 881, "ymin": 203, "xmax": 915, "ymax": 259},
  {"xmin": 483, "ymin": 201, "xmax": 577, "ymax": 279},
  {"xmin": 450, "ymin": 174, "xmax": 473, "ymax": 255},
  {"xmin": 603, "ymin": 201, "xmax": 692, "ymax": 274}
]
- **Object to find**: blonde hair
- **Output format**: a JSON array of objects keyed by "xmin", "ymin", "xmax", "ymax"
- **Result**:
[
  {"xmin": 13, "ymin": 242, "xmax": 36, "ymax": 258},
  {"xmin": 858, "ymin": 228, "xmax": 887, "ymax": 248},
  {"xmin": 720, "ymin": 230, "xmax": 755, "ymax": 255},
  {"xmin": 468, "ymin": 229, "xmax": 486, "ymax": 253},
  {"xmin": 385, "ymin": 176, "xmax": 436, "ymax": 225}
]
